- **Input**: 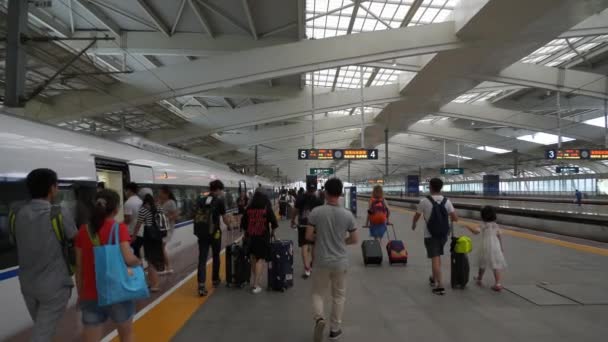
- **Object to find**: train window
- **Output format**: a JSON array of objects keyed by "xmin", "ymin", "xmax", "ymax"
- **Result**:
[
  {"xmin": 0, "ymin": 180, "xmax": 27, "ymax": 270},
  {"xmin": 224, "ymin": 188, "xmax": 236, "ymax": 213}
]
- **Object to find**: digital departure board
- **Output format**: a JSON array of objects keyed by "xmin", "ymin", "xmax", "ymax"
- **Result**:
[
  {"xmin": 545, "ymin": 149, "xmax": 581, "ymax": 160},
  {"xmin": 546, "ymin": 149, "xmax": 608, "ymax": 160},
  {"xmin": 440, "ymin": 168, "xmax": 464, "ymax": 175},
  {"xmin": 298, "ymin": 149, "xmax": 378, "ymax": 160}
]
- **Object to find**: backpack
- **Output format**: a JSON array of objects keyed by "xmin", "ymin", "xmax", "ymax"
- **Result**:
[
  {"xmin": 144, "ymin": 207, "xmax": 167, "ymax": 241},
  {"xmin": 9, "ymin": 204, "xmax": 76, "ymax": 276},
  {"xmin": 279, "ymin": 194, "xmax": 287, "ymax": 203},
  {"xmin": 368, "ymin": 198, "xmax": 388, "ymax": 225},
  {"xmin": 194, "ymin": 196, "xmax": 218, "ymax": 239},
  {"xmin": 425, "ymin": 196, "xmax": 450, "ymax": 239}
]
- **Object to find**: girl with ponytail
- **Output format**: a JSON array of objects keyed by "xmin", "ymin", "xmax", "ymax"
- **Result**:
[{"xmin": 75, "ymin": 189, "xmax": 141, "ymax": 342}]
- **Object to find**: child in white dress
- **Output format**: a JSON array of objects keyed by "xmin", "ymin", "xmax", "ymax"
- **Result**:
[{"xmin": 475, "ymin": 206, "xmax": 507, "ymax": 291}]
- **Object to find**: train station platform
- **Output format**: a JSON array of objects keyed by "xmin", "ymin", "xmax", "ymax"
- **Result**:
[{"xmin": 110, "ymin": 203, "xmax": 608, "ymax": 342}]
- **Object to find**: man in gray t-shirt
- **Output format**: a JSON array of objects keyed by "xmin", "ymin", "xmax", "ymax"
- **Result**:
[
  {"xmin": 306, "ymin": 178, "xmax": 359, "ymax": 342},
  {"xmin": 12, "ymin": 169, "xmax": 77, "ymax": 342}
]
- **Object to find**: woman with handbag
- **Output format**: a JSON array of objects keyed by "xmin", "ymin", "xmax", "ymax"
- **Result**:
[
  {"xmin": 75, "ymin": 189, "xmax": 142, "ymax": 342},
  {"xmin": 134, "ymin": 192, "xmax": 165, "ymax": 292}
]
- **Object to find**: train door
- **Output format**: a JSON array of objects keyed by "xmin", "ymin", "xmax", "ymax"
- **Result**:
[
  {"xmin": 95, "ymin": 158, "xmax": 130, "ymax": 221},
  {"xmin": 238, "ymin": 180, "xmax": 247, "ymax": 195}
]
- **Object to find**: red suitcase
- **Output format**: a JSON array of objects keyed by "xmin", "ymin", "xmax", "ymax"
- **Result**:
[{"xmin": 386, "ymin": 224, "xmax": 408, "ymax": 265}]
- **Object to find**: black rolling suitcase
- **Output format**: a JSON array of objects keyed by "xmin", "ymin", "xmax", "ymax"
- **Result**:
[
  {"xmin": 361, "ymin": 240, "xmax": 383, "ymax": 266},
  {"xmin": 268, "ymin": 238, "xmax": 294, "ymax": 291},
  {"xmin": 450, "ymin": 235, "xmax": 470, "ymax": 289},
  {"xmin": 226, "ymin": 240, "xmax": 250, "ymax": 288}
]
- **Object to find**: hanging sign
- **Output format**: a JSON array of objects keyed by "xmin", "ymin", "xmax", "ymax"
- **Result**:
[
  {"xmin": 556, "ymin": 166, "xmax": 580, "ymax": 174},
  {"xmin": 310, "ymin": 168, "xmax": 334, "ymax": 176},
  {"xmin": 440, "ymin": 168, "xmax": 464, "ymax": 175},
  {"xmin": 298, "ymin": 148, "xmax": 378, "ymax": 160}
]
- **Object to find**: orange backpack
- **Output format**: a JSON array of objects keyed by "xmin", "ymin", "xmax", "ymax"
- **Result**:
[{"xmin": 368, "ymin": 198, "xmax": 388, "ymax": 225}]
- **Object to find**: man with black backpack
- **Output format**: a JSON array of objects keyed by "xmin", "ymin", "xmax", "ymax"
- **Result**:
[
  {"xmin": 411, "ymin": 178, "xmax": 458, "ymax": 295},
  {"xmin": 194, "ymin": 180, "xmax": 232, "ymax": 296}
]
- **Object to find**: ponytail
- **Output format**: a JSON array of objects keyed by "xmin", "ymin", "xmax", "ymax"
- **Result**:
[
  {"xmin": 143, "ymin": 193, "xmax": 157, "ymax": 216},
  {"xmin": 91, "ymin": 189, "xmax": 120, "ymax": 232}
]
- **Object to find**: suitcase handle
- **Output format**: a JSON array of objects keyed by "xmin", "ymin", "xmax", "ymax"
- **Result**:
[{"xmin": 386, "ymin": 223, "xmax": 398, "ymax": 241}]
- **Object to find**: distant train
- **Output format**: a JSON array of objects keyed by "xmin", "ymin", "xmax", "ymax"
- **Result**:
[{"xmin": 0, "ymin": 113, "xmax": 277, "ymax": 339}]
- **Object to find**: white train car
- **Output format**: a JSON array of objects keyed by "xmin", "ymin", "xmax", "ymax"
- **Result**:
[{"xmin": 0, "ymin": 113, "xmax": 276, "ymax": 339}]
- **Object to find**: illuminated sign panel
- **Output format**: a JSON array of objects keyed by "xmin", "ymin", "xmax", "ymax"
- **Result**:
[
  {"xmin": 310, "ymin": 168, "xmax": 334, "ymax": 176},
  {"xmin": 440, "ymin": 168, "xmax": 464, "ymax": 175},
  {"xmin": 556, "ymin": 166, "xmax": 579, "ymax": 174},
  {"xmin": 545, "ymin": 149, "xmax": 581, "ymax": 160},
  {"xmin": 298, "ymin": 149, "xmax": 378, "ymax": 160}
]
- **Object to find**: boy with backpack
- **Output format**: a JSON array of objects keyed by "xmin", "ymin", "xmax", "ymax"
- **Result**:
[{"xmin": 411, "ymin": 178, "xmax": 458, "ymax": 295}]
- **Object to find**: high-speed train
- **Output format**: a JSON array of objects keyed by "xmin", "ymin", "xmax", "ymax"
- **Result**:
[{"xmin": 0, "ymin": 113, "xmax": 277, "ymax": 339}]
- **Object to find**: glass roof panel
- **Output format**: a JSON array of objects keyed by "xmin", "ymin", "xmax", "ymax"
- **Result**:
[
  {"xmin": 476, "ymin": 146, "xmax": 510, "ymax": 154},
  {"xmin": 306, "ymin": 0, "xmax": 456, "ymax": 40},
  {"xmin": 583, "ymin": 116, "xmax": 607, "ymax": 127},
  {"xmin": 516, "ymin": 132, "xmax": 575, "ymax": 145},
  {"xmin": 520, "ymin": 35, "xmax": 608, "ymax": 67}
]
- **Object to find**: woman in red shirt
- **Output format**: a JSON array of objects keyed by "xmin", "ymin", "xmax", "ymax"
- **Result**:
[{"xmin": 75, "ymin": 189, "xmax": 141, "ymax": 342}]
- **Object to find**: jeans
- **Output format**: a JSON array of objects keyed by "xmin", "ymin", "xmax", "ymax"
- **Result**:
[
  {"xmin": 197, "ymin": 235, "xmax": 221, "ymax": 287},
  {"xmin": 312, "ymin": 268, "xmax": 347, "ymax": 332},
  {"xmin": 131, "ymin": 236, "xmax": 144, "ymax": 259},
  {"xmin": 23, "ymin": 287, "xmax": 71, "ymax": 342}
]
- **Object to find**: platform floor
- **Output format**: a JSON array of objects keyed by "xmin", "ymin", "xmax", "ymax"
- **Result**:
[
  {"xmin": 442, "ymin": 197, "xmax": 608, "ymax": 216},
  {"xmin": 171, "ymin": 205, "xmax": 608, "ymax": 342}
]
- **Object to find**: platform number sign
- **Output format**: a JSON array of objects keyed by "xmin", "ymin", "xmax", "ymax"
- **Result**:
[
  {"xmin": 368, "ymin": 149, "xmax": 377, "ymax": 159},
  {"xmin": 298, "ymin": 149, "xmax": 308, "ymax": 160},
  {"xmin": 546, "ymin": 149, "xmax": 557, "ymax": 160},
  {"xmin": 298, "ymin": 148, "xmax": 379, "ymax": 160}
]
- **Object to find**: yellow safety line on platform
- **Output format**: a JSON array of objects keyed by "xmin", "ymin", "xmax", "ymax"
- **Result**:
[
  {"xmin": 110, "ymin": 252, "xmax": 227, "ymax": 342},
  {"xmin": 390, "ymin": 206, "xmax": 608, "ymax": 257}
]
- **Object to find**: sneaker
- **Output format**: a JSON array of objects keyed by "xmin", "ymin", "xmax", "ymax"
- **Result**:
[
  {"xmin": 251, "ymin": 286, "xmax": 263, "ymax": 294},
  {"xmin": 329, "ymin": 329, "xmax": 343, "ymax": 340},
  {"xmin": 302, "ymin": 269, "xmax": 311, "ymax": 279},
  {"xmin": 198, "ymin": 286, "xmax": 208, "ymax": 297},
  {"xmin": 165, "ymin": 268, "xmax": 174, "ymax": 275},
  {"xmin": 314, "ymin": 318, "xmax": 326, "ymax": 342}
]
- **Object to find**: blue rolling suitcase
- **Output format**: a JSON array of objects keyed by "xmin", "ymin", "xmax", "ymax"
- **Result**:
[{"xmin": 268, "ymin": 239, "xmax": 294, "ymax": 292}]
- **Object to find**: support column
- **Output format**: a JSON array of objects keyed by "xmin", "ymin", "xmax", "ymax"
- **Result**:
[
  {"xmin": 254, "ymin": 145, "xmax": 258, "ymax": 175},
  {"xmin": 513, "ymin": 149, "xmax": 519, "ymax": 177},
  {"xmin": 457, "ymin": 143, "xmax": 460, "ymax": 168},
  {"xmin": 604, "ymin": 99, "xmax": 608, "ymax": 148},
  {"xmin": 557, "ymin": 91, "xmax": 562, "ymax": 151},
  {"xmin": 348, "ymin": 160, "xmax": 351, "ymax": 183},
  {"xmin": 5, "ymin": 0, "xmax": 29, "ymax": 107},
  {"xmin": 311, "ymin": 71, "xmax": 316, "ymax": 148},
  {"xmin": 384, "ymin": 128, "xmax": 389, "ymax": 179},
  {"xmin": 360, "ymin": 65, "xmax": 365, "ymax": 148},
  {"xmin": 443, "ymin": 139, "xmax": 446, "ymax": 168}
]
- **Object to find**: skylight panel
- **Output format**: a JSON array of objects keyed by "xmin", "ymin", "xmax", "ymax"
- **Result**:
[
  {"xmin": 516, "ymin": 132, "xmax": 575, "ymax": 145},
  {"xmin": 453, "ymin": 92, "xmax": 480, "ymax": 103},
  {"xmin": 448, "ymin": 153, "xmax": 472, "ymax": 160},
  {"xmin": 583, "ymin": 116, "xmax": 607, "ymax": 127},
  {"xmin": 477, "ymin": 146, "xmax": 510, "ymax": 154}
]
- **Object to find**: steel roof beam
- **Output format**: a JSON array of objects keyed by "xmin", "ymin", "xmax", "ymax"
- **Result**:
[
  {"xmin": 75, "ymin": 0, "xmax": 121, "ymax": 37},
  {"xmin": 29, "ymin": 21, "xmax": 462, "ymax": 121},
  {"xmin": 241, "ymin": 0, "xmax": 258, "ymax": 39},
  {"xmin": 135, "ymin": 0, "xmax": 170, "ymax": 37}
]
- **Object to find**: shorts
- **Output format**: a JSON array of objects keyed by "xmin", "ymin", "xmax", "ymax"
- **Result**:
[
  {"xmin": 297, "ymin": 225, "xmax": 314, "ymax": 247},
  {"xmin": 144, "ymin": 237, "xmax": 165, "ymax": 269},
  {"xmin": 248, "ymin": 235, "xmax": 271, "ymax": 261},
  {"xmin": 424, "ymin": 237, "xmax": 447, "ymax": 258},
  {"xmin": 80, "ymin": 300, "xmax": 135, "ymax": 326},
  {"xmin": 369, "ymin": 224, "xmax": 387, "ymax": 239}
]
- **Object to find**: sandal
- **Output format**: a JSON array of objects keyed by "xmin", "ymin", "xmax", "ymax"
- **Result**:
[
  {"xmin": 432, "ymin": 287, "xmax": 446, "ymax": 296},
  {"xmin": 491, "ymin": 284, "xmax": 503, "ymax": 292}
]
